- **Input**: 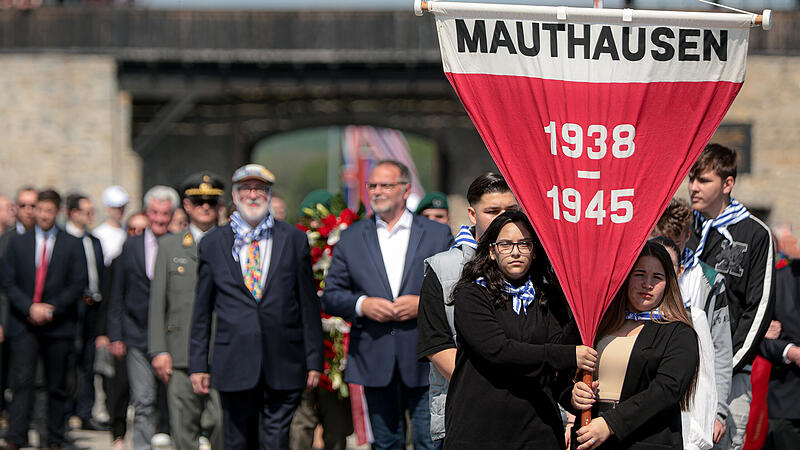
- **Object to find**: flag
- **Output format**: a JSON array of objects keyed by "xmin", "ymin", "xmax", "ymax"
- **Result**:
[
  {"xmin": 341, "ymin": 125, "xmax": 426, "ymax": 213},
  {"xmin": 429, "ymin": 3, "xmax": 754, "ymax": 344}
]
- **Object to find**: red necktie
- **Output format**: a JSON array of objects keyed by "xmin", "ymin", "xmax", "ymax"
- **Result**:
[{"xmin": 32, "ymin": 237, "xmax": 48, "ymax": 303}]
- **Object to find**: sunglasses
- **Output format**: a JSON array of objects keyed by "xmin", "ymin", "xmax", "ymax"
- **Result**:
[{"xmin": 190, "ymin": 198, "xmax": 219, "ymax": 207}]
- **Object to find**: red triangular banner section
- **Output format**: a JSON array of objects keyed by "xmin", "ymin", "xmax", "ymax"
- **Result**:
[{"xmin": 431, "ymin": 5, "xmax": 751, "ymax": 344}]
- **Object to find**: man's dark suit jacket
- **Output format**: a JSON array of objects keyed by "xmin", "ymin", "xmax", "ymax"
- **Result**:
[
  {"xmin": 761, "ymin": 260, "xmax": 800, "ymax": 420},
  {"xmin": 0, "ymin": 228, "xmax": 88, "ymax": 339},
  {"xmin": 107, "ymin": 233, "xmax": 152, "ymax": 351},
  {"xmin": 562, "ymin": 321, "xmax": 699, "ymax": 449},
  {"xmin": 188, "ymin": 220, "xmax": 323, "ymax": 392},
  {"xmin": 321, "ymin": 214, "xmax": 453, "ymax": 388}
]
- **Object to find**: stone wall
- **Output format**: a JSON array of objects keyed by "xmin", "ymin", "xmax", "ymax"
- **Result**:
[
  {"xmin": 715, "ymin": 55, "xmax": 800, "ymax": 226},
  {"xmin": 0, "ymin": 54, "xmax": 141, "ymax": 221}
]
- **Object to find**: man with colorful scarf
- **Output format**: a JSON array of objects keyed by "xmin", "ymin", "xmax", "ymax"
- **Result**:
[
  {"xmin": 416, "ymin": 172, "xmax": 518, "ymax": 448},
  {"xmin": 188, "ymin": 164, "xmax": 323, "ymax": 450},
  {"xmin": 686, "ymin": 144, "xmax": 776, "ymax": 450}
]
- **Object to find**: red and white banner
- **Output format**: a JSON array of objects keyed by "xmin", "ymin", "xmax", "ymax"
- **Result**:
[{"xmin": 429, "ymin": 2, "xmax": 754, "ymax": 344}]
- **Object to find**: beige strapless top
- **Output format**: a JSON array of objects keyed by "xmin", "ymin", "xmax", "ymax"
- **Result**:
[{"xmin": 595, "ymin": 334, "xmax": 638, "ymax": 402}]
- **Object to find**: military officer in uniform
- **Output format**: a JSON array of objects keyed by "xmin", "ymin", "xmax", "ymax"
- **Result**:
[{"xmin": 149, "ymin": 172, "xmax": 224, "ymax": 450}]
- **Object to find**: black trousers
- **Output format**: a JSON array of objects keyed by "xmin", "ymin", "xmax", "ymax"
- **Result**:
[
  {"xmin": 103, "ymin": 354, "xmax": 130, "ymax": 440},
  {"xmin": 766, "ymin": 417, "xmax": 800, "ymax": 450},
  {"xmin": 219, "ymin": 381, "xmax": 303, "ymax": 450},
  {"xmin": 6, "ymin": 332, "xmax": 72, "ymax": 447}
]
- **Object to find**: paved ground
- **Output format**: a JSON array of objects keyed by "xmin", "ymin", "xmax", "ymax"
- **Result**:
[{"xmin": 4, "ymin": 427, "xmax": 368, "ymax": 449}]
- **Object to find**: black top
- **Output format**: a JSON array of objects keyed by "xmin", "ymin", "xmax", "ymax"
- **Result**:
[
  {"xmin": 417, "ymin": 267, "xmax": 456, "ymax": 361},
  {"xmin": 444, "ymin": 282, "xmax": 576, "ymax": 450},
  {"xmin": 562, "ymin": 321, "xmax": 699, "ymax": 449},
  {"xmin": 761, "ymin": 261, "xmax": 800, "ymax": 420},
  {"xmin": 687, "ymin": 215, "xmax": 775, "ymax": 372}
]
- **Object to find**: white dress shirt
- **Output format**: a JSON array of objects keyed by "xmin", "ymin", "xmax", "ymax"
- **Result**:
[
  {"xmin": 144, "ymin": 228, "xmax": 158, "ymax": 281},
  {"xmin": 355, "ymin": 209, "xmax": 413, "ymax": 316},
  {"xmin": 93, "ymin": 222, "xmax": 127, "ymax": 266},
  {"xmin": 236, "ymin": 223, "xmax": 273, "ymax": 291},
  {"xmin": 66, "ymin": 221, "xmax": 100, "ymax": 296},
  {"xmin": 34, "ymin": 225, "xmax": 57, "ymax": 268},
  {"xmin": 189, "ymin": 223, "xmax": 213, "ymax": 245}
]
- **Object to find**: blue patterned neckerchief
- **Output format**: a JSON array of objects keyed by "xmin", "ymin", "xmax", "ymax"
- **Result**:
[
  {"xmin": 681, "ymin": 247, "xmax": 695, "ymax": 270},
  {"xmin": 476, "ymin": 276, "xmax": 536, "ymax": 315},
  {"xmin": 688, "ymin": 198, "xmax": 750, "ymax": 269},
  {"xmin": 230, "ymin": 211, "xmax": 274, "ymax": 262},
  {"xmin": 625, "ymin": 307, "xmax": 666, "ymax": 321},
  {"xmin": 452, "ymin": 225, "xmax": 478, "ymax": 250}
]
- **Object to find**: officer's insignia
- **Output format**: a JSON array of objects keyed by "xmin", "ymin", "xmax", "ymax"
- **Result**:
[
  {"xmin": 203, "ymin": 175, "xmax": 210, "ymax": 183},
  {"xmin": 177, "ymin": 266, "xmax": 185, "ymax": 274},
  {"xmin": 715, "ymin": 241, "xmax": 748, "ymax": 277},
  {"xmin": 182, "ymin": 233, "xmax": 194, "ymax": 247}
]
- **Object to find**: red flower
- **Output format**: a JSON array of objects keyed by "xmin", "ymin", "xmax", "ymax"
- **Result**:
[
  {"xmin": 319, "ymin": 375, "xmax": 333, "ymax": 392},
  {"xmin": 339, "ymin": 208, "xmax": 358, "ymax": 225},
  {"xmin": 324, "ymin": 347, "xmax": 337, "ymax": 360},
  {"xmin": 311, "ymin": 246, "xmax": 323, "ymax": 260},
  {"xmin": 321, "ymin": 214, "xmax": 338, "ymax": 229},
  {"xmin": 296, "ymin": 224, "xmax": 309, "ymax": 233}
]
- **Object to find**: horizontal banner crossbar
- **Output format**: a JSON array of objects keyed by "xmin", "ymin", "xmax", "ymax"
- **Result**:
[{"xmin": 416, "ymin": 1, "xmax": 770, "ymax": 30}]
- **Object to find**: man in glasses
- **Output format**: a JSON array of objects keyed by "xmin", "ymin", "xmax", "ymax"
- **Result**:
[
  {"xmin": 149, "ymin": 172, "xmax": 223, "ymax": 450},
  {"xmin": 322, "ymin": 160, "xmax": 454, "ymax": 450},
  {"xmin": 189, "ymin": 164, "xmax": 322, "ymax": 449},
  {"xmin": 0, "ymin": 186, "xmax": 39, "ymax": 413}
]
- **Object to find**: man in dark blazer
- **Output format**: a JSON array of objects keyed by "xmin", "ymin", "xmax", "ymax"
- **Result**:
[
  {"xmin": 322, "ymin": 160, "xmax": 453, "ymax": 450},
  {"xmin": 108, "ymin": 185, "xmax": 180, "ymax": 450},
  {"xmin": 149, "ymin": 172, "xmax": 223, "ymax": 450},
  {"xmin": 761, "ymin": 259, "xmax": 800, "ymax": 450},
  {"xmin": 189, "ymin": 163, "xmax": 323, "ymax": 450},
  {"xmin": 65, "ymin": 193, "xmax": 107, "ymax": 430},
  {"xmin": 0, "ymin": 189, "xmax": 88, "ymax": 450}
]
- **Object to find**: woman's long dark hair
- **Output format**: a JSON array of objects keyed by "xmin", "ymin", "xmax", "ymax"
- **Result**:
[
  {"xmin": 451, "ymin": 210, "xmax": 558, "ymax": 310},
  {"xmin": 596, "ymin": 240, "xmax": 699, "ymax": 410}
]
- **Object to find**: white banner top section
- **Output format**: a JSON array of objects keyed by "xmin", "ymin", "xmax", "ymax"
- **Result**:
[{"xmin": 432, "ymin": 4, "xmax": 751, "ymax": 83}]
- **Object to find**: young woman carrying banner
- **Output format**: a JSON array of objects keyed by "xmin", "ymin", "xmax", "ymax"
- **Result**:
[
  {"xmin": 443, "ymin": 210, "xmax": 596, "ymax": 450},
  {"xmin": 570, "ymin": 241, "xmax": 700, "ymax": 449}
]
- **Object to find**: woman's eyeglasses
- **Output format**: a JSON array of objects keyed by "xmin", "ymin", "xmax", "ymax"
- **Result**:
[{"xmin": 491, "ymin": 239, "xmax": 534, "ymax": 255}]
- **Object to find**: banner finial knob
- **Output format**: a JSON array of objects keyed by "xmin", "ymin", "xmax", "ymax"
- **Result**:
[{"xmin": 761, "ymin": 10, "xmax": 773, "ymax": 30}]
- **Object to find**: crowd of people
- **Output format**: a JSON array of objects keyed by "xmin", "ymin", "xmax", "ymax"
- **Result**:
[{"xmin": 0, "ymin": 142, "xmax": 795, "ymax": 450}]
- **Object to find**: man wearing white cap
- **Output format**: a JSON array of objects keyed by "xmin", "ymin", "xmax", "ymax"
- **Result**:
[
  {"xmin": 93, "ymin": 185, "xmax": 131, "ymax": 266},
  {"xmin": 189, "ymin": 164, "xmax": 323, "ymax": 449}
]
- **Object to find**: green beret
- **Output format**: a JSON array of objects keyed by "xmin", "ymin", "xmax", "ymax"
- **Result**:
[
  {"xmin": 415, "ymin": 191, "xmax": 448, "ymax": 215},
  {"xmin": 299, "ymin": 189, "xmax": 333, "ymax": 216}
]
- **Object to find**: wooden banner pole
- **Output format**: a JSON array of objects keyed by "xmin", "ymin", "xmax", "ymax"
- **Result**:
[{"xmin": 580, "ymin": 370, "xmax": 594, "ymax": 426}]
